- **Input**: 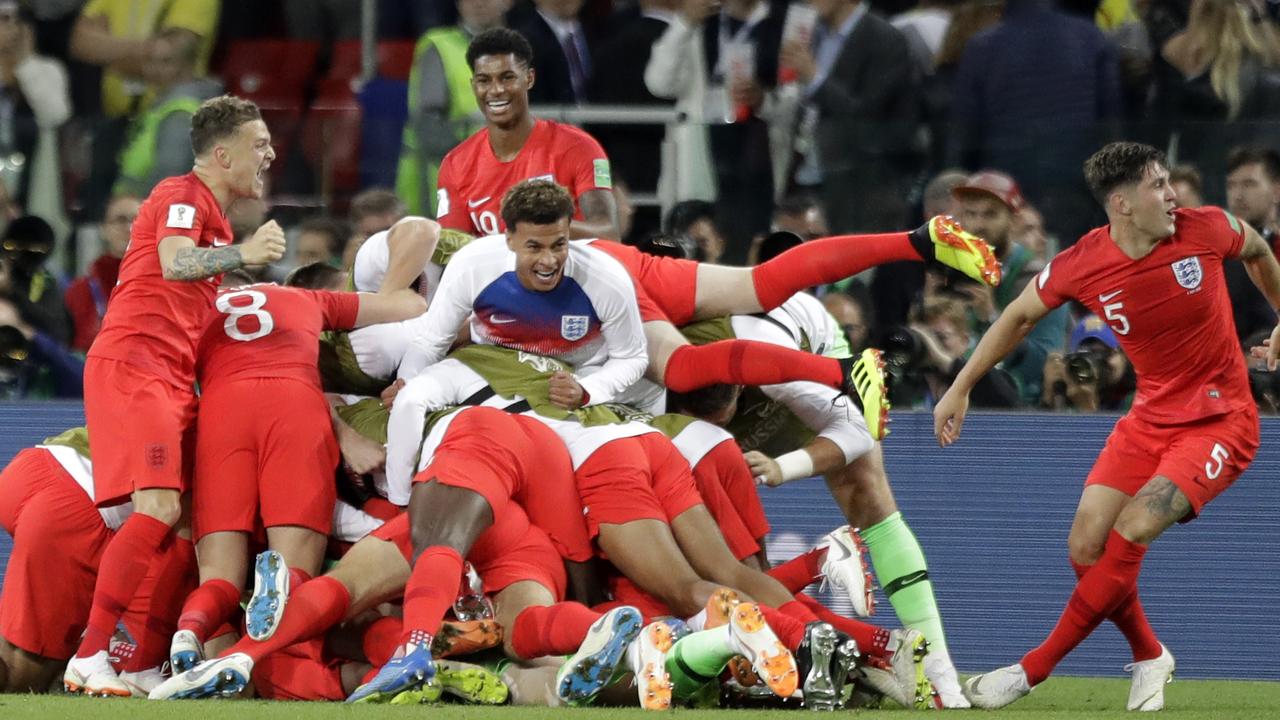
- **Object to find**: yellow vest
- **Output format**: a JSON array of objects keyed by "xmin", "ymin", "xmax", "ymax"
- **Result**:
[
  {"xmin": 114, "ymin": 95, "xmax": 202, "ymax": 196},
  {"xmin": 396, "ymin": 27, "xmax": 481, "ymax": 216}
]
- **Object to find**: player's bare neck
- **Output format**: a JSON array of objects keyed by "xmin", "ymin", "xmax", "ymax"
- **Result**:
[
  {"xmin": 1110, "ymin": 222, "xmax": 1162, "ymax": 261},
  {"xmin": 192, "ymin": 164, "xmax": 233, "ymax": 211},
  {"xmin": 489, "ymin": 114, "xmax": 537, "ymax": 162}
]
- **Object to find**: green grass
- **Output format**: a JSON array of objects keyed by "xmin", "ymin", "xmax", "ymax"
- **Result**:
[{"xmin": 2, "ymin": 678, "xmax": 1279, "ymax": 719}]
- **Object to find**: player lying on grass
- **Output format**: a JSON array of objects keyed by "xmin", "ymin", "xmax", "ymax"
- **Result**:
[{"xmin": 935, "ymin": 141, "xmax": 1280, "ymax": 711}]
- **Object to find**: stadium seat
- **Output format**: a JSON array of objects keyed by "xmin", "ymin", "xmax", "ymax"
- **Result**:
[
  {"xmin": 220, "ymin": 40, "xmax": 320, "ymax": 185},
  {"xmin": 358, "ymin": 77, "xmax": 409, "ymax": 188},
  {"xmin": 301, "ymin": 78, "xmax": 362, "ymax": 198},
  {"xmin": 326, "ymin": 39, "xmax": 418, "ymax": 83}
]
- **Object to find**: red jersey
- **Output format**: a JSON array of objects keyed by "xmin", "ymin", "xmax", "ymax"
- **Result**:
[
  {"xmin": 436, "ymin": 119, "xmax": 611, "ymax": 236},
  {"xmin": 1036, "ymin": 206, "xmax": 1251, "ymax": 424},
  {"xmin": 89, "ymin": 173, "xmax": 233, "ymax": 385},
  {"xmin": 196, "ymin": 284, "xmax": 360, "ymax": 391}
]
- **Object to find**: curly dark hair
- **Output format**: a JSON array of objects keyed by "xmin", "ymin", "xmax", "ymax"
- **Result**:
[
  {"xmin": 501, "ymin": 179, "xmax": 575, "ymax": 231},
  {"xmin": 666, "ymin": 384, "xmax": 740, "ymax": 421},
  {"xmin": 191, "ymin": 95, "xmax": 262, "ymax": 156},
  {"xmin": 466, "ymin": 28, "xmax": 534, "ymax": 71},
  {"xmin": 285, "ymin": 262, "xmax": 345, "ymax": 290},
  {"xmin": 1083, "ymin": 142, "xmax": 1167, "ymax": 205}
]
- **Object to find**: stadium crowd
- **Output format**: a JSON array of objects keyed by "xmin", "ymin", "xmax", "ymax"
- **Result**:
[{"xmin": 0, "ymin": 0, "xmax": 1277, "ymax": 712}]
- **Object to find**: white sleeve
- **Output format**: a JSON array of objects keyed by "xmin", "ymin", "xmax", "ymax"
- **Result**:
[
  {"xmin": 575, "ymin": 251, "xmax": 649, "ymax": 404},
  {"xmin": 14, "ymin": 56, "xmax": 71, "ymax": 129},
  {"xmin": 331, "ymin": 501, "xmax": 385, "ymax": 542},
  {"xmin": 396, "ymin": 252, "xmax": 479, "ymax": 379},
  {"xmin": 384, "ymin": 360, "xmax": 488, "ymax": 504},
  {"xmin": 644, "ymin": 15, "xmax": 699, "ymax": 99},
  {"xmin": 732, "ymin": 315, "xmax": 873, "ymax": 464},
  {"xmin": 352, "ymin": 230, "xmax": 390, "ymax": 292}
]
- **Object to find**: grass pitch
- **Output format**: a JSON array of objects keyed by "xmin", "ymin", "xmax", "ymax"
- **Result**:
[{"xmin": 2, "ymin": 678, "xmax": 1278, "ymax": 719}]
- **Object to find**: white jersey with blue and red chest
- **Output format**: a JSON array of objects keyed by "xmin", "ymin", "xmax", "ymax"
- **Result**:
[{"xmin": 397, "ymin": 234, "xmax": 648, "ymax": 404}]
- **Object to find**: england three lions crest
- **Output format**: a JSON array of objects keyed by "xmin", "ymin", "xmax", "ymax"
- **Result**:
[
  {"xmin": 1171, "ymin": 256, "xmax": 1202, "ymax": 291},
  {"xmin": 561, "ymin": 315, "xmax": 590, "ymax": 341}
]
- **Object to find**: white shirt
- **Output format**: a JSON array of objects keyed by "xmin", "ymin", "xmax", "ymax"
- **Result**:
[
  {"xmin": 397, "ymin": 235, "xmax": 648, "ymax": 406},
  {"xmin": 351, "ymin": 216, "xmax": 445, "ymax": 302}
]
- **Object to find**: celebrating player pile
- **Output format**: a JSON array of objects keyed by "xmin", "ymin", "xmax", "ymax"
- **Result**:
[{"xmin": 935, "ymin": 142, "xmax": 1280, "ymax": 711}]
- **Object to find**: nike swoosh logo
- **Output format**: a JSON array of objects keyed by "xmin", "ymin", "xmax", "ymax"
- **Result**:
[
  {"xmin": 1098, "ymin": 290, "xmax": 1122, "ymax": 303},
  {"xmin": 490, "ymin": 316, "xmax": 518, "ymax": 324},
  {"xmin": 212, "ymin": 238, "xmax": 230, "ymax": 247},
  {"xmin": 467, "ymin": 196, "xmax": 491, "ymax": 208},
  {"xmin": 827, "ymin": 536, "xmax": 853, "ymax": 562}
]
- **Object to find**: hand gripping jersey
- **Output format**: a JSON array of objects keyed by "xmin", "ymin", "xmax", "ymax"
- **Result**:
[{"xmin": 1035, "ymin": 207, "xmax": 1252, "ymax": 425}]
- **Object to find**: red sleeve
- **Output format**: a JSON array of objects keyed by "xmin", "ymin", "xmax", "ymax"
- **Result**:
[
  {"xmin": 434, "ymin": 153, "xmax": 471, "ymax": 232},
  {"xmin": 309, "ymin": 289, "xmax": 361, "ymax": 331},
  {"xmin": 153, "ymin": 185, "xmax": 213, "ymax": 243},
  {"xmin": 1034, "ymin": 246, "xmax": 1080, "ymax": 310},
  {"xmin": 1186, "ymin": 206, "xmax": 1246, "ymax": 259},
  {"xmin": 560, "ymin": 130, "xmax": 612, "ymax": 200}
]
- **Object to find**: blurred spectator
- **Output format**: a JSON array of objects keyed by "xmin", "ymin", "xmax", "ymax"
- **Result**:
[
  {"xmin": 1245, "ymin": 327, "xmax": 1280, "ymax": 414},
  {"xmin": 1223, "ymin": 145, "xmax": 1280, "ymax": 341},
  {"xmin": 952, "ymin": 170, "xmax": 1069, "ymax": 402},
  {"xmin": 785, "ymin": 0, "xmax": 922, "ymax": 233},
  {"xmin": 646, "ymin": 0, "xmax": 785, "ymax": 262},
  {"xmin": 0, "ymin": 215, "xmax": 69, "ymax": 346},
  {"xmin": 1010, "ymin": 201, "xmax": 1048, "ymax": 262},
  {"xmin": 516, "ymin": 0, "xmax": 595, "ymax": 104},
  {"xmin": 1087, "ymin": 0, "xmax": 1154, "ymax": 120},
  {"xmin": 65, "ymin": 193, "xmax": 139, "ymax": 352},
  {"xmin": 870, "ymin": 167, "xmax": 967, "ymax": 333},
  {"xmin": 891, "ymin": 0, "xmax": 955, "ymax": 69},
  {"xmin": 925, "ymin": 0, "xmax": 1003, "ymax": 172},
  {"xmin": 948, "ymin": 0, "xmax": 1120, "ymax": 247},
  {"xmin": 772, "ymin": 193, "xmax": 830, "ymax": 241},
  {"xmin": 350, "ymin": 188, "xmax": 406, "ymax": 239},
  {"xmin": 113, "ymin": 27, "xmax": 222, "ymax": 197},
  {"xmin": 882, "ymin": 295, "xmax": 1020, "ymax": 407},
  {"xmin": 613, "ymin": 179, "xmax": 636, "ymax": 241},
  {"xmin": 1169, "ymin": 162, "xmax": 1204, "ymax": 207},
  {"xmin": 0, "ymin": 2, "xmax": 71, "ymax": 213},
  {"xmin": 666, "ymin": 199, "xmax": 726, "ymax": 263},
  {"xmin": 283, "ymin": 0, "xmax": 361, "ymax": 41},
  {"xmin": 70, "ymin": 0, "xmax": 219, "ymax": 217},
  {"xmin": 0, "ymin": 304, "xmax": 83, "ymax": 399},
  {"xmin": 1041, "ymin": 314, "xmax": 1134, "ymax": 412},
  {"xmin": 1156, "ymin": 0, "xmax": 1280, "ymax": 185},
  {"xmin": 397, "ymin": 0, "xmax": 509, "ymax": 217},
  {"xmin": 294, "ymin": 216, "xmax": 349, "ymax": 269},
  {"xmin": 70, "ymin": 0, "xmax": 218, "ymax": 118},
  {"xmin": 822, "ymin": 290, "xmax": 870, "ymax": 350},
  {"xmin": 587, "ymin": 0, "xmax": 675, "ymax": 199}
]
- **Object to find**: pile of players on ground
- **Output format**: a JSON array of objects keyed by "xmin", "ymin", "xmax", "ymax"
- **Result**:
[{"xmin": 1, "ymin": 182, "xmax": 1005, "ymax": 710}]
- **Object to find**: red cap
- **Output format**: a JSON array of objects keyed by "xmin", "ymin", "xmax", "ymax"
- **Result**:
[{"xmin": 952, "ymin": 171, "xmax": 1025, "ymax": 212}]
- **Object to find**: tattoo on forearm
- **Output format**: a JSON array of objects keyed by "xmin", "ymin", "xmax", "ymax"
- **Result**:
[
  {"xmin": 1136, "ymin": 477, "xmax": 1192, "ymax": 524},
  {"xmin": 167, "ymin": 245, "xmax": 243, "ymax": 280}
]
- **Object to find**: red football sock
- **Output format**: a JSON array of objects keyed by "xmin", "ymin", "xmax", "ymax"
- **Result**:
[
  {"xmin": 758, "ymin": 604, "xmax": 807, "ymax": 653},
  {"xmin": 510, "ymin": 602, "xmax": 601, "ymax": 659},
  {"xmin": 288, "ymin": 567, "xmax": 313, "ymax": 591},
  {"xmin": 1070, "ymin": 560, "xmax": 1162, "ymax": 662},
  {"xmin": 752, "ymin": 232, "xmax": 920, "ymax": 310},
  {"xmin": 767, "ymin": 549, "xmax": 825, "ymax": 594},
  {"xmin": 128, "ymin": 535, "xmax": 198, "ymax": 670},
  {"xmin": 76, "ymin": 513, "xmax": 173, "ymax": 658},
  {"xmin": 793, "ymin": 592, "xmax": 892, "ymax": 657},
  {"xmin": 178, "ymin": 578, "xmax": 242, "ymax": 641},
  {"xmin": 778, "ymin": 599, "xmax": 820, "ymax": 623},
  {"xmin": 1021, "ymin": 532, "xmax": 1147, "ymax": 685},
  {"xmin": 223, "ymin": 576, "xmax": 352, "ymax": 663},
  {"xmin": 402, "ymin": 546, "xmax": 465, "ymax": 642},
  {"xmin": 663, "ymin": 341, "xmax": 844, "ymax": 392},
  {"xmin": 363, "ymin": 615, "xmax": 403, "ymax": 667}
]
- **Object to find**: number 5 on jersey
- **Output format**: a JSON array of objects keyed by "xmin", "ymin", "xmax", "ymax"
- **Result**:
[
  {"xmin": 218, "ymin": 289, "xmax": 275, "ymax": 341},
  {"xmin": 1098, "ymin": 291, "xmax": 1130, "ymax": 335}
]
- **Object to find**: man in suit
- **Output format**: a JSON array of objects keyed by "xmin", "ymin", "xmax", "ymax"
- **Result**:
[
  {"xmin": 783, "ymin": 0, "xmax": 922, "ymax": 234},
  {"xmin": 514, "ymin": 0, "xmax": 593, "ymax": 104}
]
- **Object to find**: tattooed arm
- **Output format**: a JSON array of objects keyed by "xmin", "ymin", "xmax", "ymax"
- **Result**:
[
  {"xmin": 159, "ymin": 237, "xmax": 244, "ymax": 281},
  {"xmin": 157, "ymin": 222, "xmax": 286, "ymax": 281}
]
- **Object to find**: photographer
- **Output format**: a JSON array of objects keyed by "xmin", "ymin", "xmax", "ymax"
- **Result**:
[
  {"xmin": 1, "ymin": 215, "xmax": 70, "ymax": 345},
  {"xmin": 882, "ymin": 296, "xmax": 1021, "ymax": 408},
  {"xmin": 1041, "ymin": 315, "xmax": 1134, "ymax": 412}
]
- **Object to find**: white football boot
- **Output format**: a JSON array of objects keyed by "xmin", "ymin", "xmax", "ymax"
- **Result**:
[{"xmin": 1125, "ymin": 644, "xmax": 1175, "ymax": 711}]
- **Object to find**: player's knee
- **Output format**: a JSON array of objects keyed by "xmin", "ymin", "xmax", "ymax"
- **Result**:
[
  {"xmin": 1067, "ymin": 534, "xmax": 1104, "ymax": 566},
  {"xmin": 1112, "ymin": 506, "xmax": 1166, "ymax": 546}
]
